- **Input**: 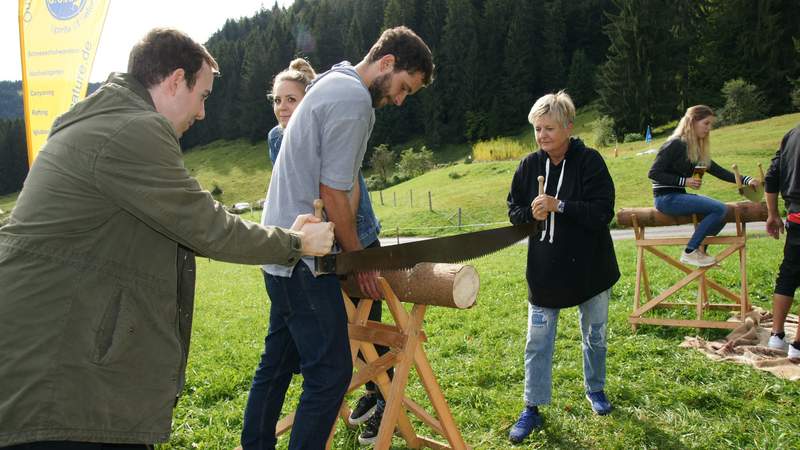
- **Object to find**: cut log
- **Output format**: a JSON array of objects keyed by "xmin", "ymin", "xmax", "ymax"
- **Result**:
[
  {"xmin": 341, "ymin": 263, "xmax": 479, "ymax": 309},
  {"xmin": 617, "ymin": 201, "xmax": 767, "ymax": 228}
]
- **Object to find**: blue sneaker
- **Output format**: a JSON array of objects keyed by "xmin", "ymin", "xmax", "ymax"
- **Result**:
[
  {"xmin": 508, "ymin": 406, "xmax": 543, "ymax": 443},
  {"xmin": 586, "ymin": 390, "xmax": 612, "ymax": 415}
]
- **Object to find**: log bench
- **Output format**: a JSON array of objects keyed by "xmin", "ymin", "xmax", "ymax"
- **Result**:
[
  {"xmin": 616, "ymin": 202, "xmax": 767, "ymax": 330},
  {"xmin": 277, "ymin": 263, "xmax": 477, "ymax": 450}
]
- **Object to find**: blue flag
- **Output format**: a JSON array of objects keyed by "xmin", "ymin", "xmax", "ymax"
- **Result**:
[{"xmin": 645, "ymin": 126, "xmax": 652, "ymax": 143}]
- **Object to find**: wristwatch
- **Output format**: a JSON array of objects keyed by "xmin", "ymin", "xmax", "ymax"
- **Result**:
[{"xmin": 557, "ymin": 200, "xmax": 565, "ymax": 213}]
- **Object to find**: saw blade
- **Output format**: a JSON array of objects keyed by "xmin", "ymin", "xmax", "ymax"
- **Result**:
[{"xmin": 319, "ymin": 221, "xmax": 541, "ymax": 274}]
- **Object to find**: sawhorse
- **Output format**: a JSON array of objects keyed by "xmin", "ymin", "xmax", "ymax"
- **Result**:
[
  {"xmin": 617, "ymin": 202, "xmax": 767, "ymax": 330},
  {"xmin": 276, "ymin": 273, "xmax": 473, "ymax": 449}
]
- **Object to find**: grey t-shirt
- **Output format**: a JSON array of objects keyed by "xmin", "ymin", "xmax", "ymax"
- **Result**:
[{"xmin": 262, "ymin": 62, "xmax": 375, "ymax": 277}]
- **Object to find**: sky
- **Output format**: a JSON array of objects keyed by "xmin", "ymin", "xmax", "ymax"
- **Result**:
[{"xmin": 1, "ymin": 0, "xmax": 295, "ymax": 82}]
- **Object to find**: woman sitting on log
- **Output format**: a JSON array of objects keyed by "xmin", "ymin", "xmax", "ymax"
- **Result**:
[
  {"xmin": 506, "ymin": 91, "xmax": 620, "ymax": 444},
  {"xmin": 648, "ymin": 105, "xmax": 759, "ymax": 267}
]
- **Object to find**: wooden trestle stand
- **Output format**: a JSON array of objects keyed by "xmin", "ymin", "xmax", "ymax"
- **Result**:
[
  {"xmin": 276, "ymin": 263, "xmax": 478, "ymax": 449},
  {"xmin": 617, "ymin": 202, "xmax": 767, "ymax": 330}
]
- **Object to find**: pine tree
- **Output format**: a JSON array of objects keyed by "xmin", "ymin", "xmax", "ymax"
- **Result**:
[
  {"xmin": 344, "ymin": 14, "xmax": 366, "ymax": 63},
  {"xmin": 436, "ymin": 0, "xmax": 481, "ymax": 142},
  {"xmin": 415, "ymin": 0, "xmax": 447, "ymax": 145},
  {"xmin": 310, "ymin": 0, "xmax": 346, "ymax": 70},
  {"xmin": 479, "ymin": 0, "xmax": 512, "ymax": 136},
  {"xmin": 238, "ymin": 29, "xmax": 277, "ymax": 142},
  {"xmin": 539, "ymin": 0, "xmax": 566, "ymax": 93},
  {"xmin": 566, "ymin": 49, "xmax": 595, "ymax": 107},
  {"xmin": 598, "ymin": 0, "xmax": 682, "ymax": 135},
  {"xmin": 0, "ymin": 119, "xmax": 28, "ymax": 195},
  {"xmin": 497, "ymin": 0, "xmax": 545, "ymax": 134},
  {"xmin": 384, "ymin": 0, "xmax": 416, "ymax": 28},
  {"xmin": 702, "ymin": 0, "xmax": 800, "ymax": 114}
]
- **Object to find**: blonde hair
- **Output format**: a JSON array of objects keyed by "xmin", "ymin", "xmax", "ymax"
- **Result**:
[
  {"xmin": 269, "ymin": 58, "xmax": 316, "ymax": 97},
  {"xmin": 528, "ymin": 90, "xmax": 576, "ymax": 129},
  {"xmin": 669, "ymin": 105, "xmax": 714, "ymax": 165}
]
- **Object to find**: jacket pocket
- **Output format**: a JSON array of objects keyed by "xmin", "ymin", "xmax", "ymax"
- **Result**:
[{"xmin": 93, "ymin": 288, "xmax": 134, "ymax": 365}]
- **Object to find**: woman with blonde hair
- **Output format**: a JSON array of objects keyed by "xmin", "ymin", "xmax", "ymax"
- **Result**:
[
  {"xmin": 507, "ymin": 91, "xmax": 619, "ymax": 443},
  {"xmin": 266, "ymin": 58, "xmax": 317, "ymax": 163},
  {"xmin": 648, "ymin": 105, "xmax": 759, "ymax": 267}
]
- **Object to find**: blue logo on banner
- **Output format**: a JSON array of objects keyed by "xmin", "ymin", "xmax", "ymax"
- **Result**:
[{"xmin": 46, "ymin": 0, "xmax": 87, "ymax": 21}]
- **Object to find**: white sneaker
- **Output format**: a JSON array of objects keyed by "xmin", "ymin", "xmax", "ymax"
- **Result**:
[
  {"xmin": 680, "ymin": 249, "xmax": 716, "ymax": 267},
  {"xmin": 768, "ymin": 334, "xmax": 789, "ymax": 351},
  {"xmin": 789, "ymin": 344, "xmax": 800, "ymax": 360}
]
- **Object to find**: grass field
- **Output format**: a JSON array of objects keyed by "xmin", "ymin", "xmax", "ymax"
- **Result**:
[
  {"xmin": 0, "ymin": 192, "xmax": 17, "ymax": 213},
  {"xmin": 161, "ymin": 236, "xmax": 799, "ymax": 449}
]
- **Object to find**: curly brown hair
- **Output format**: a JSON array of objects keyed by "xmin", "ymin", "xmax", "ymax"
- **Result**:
[{"xmin": 365, "ymin": 26, "xmax": 434, "ymax": 86}]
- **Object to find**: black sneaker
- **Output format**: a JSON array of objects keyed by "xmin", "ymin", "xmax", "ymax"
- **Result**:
[
  {"xmin": 348, "ymin": 392, "xmax": 378, "ymax": 426},
  {"xmin": 358, "ymin": 399, "xmax": 384, "ymax": 445}
]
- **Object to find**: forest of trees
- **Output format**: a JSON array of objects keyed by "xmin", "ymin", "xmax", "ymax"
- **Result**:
[
  {"xmin": 0, "ymin": 82, "xmax": 24, "ymax": 119},
  {"xmin": 0, "ymin": 119, "xmax": 27, "ymax": 195},
  {"xmin": 182, "ymin": 0, "xmax": 800, "ymax": 150},
  {"xmin": 1, "ymin": 0, "xmax": 799, "ymax": 195}
]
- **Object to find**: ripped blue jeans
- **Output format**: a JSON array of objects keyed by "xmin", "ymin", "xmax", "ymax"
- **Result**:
[{"xmin": 523, "ymin": 289, "xmax": 610, "ymax": 406}]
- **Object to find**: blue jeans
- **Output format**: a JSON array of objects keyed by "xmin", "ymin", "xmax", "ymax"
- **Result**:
[
  {"xmin": 523, "ymin": 289, "xmax": 610, "ymax": 406},
  {"xmin": 654, "ymin": 193, "xmax": 727, "ymax": 251},
  {"xmin": 241, "ymin": 264, "xmax": 352, "ymax": 450}
]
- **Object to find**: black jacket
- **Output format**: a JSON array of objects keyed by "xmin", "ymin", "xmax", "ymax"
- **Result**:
[
  {"xmin": 507, "ymin": 138, "xmax": 619, "ymax": 308},
  {"xmin": 648, "ymin": 138, "xmax": 750, "ymax": 197},
  {"xmin": 765, "ymin": 124, "xmax": 800, "ymax": 212}
]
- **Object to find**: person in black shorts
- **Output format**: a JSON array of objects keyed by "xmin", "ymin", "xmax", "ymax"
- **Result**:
[{"xmin": 765, "ymin": 123, "xmax": 800, "ymax": 359}]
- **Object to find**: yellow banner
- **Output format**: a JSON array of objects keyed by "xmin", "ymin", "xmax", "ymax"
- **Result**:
[{"xmin": 19, "ymin": 0, "xmax": 110, "ymax": 165}]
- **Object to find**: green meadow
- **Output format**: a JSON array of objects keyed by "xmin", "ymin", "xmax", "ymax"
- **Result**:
[{"xmin": 164, "ymin": 237, "xmax": 799, "ymax": 449}]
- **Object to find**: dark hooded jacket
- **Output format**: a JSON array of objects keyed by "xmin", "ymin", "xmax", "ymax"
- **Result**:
[{"xmin": 508, "ymin": 138, "xmax": 619, "ymax": 308}]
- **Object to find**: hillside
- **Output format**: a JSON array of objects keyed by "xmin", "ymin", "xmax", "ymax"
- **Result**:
[
  {"xmin": 3, "ymin": 111, "xmax": 797, "ymax": 233},
  {"xmin": 181, "ymin": 112, "xmax": 799, "ymax": 235}
]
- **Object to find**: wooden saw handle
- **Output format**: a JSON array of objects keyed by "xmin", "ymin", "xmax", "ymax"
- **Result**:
[
  {"xmin": 537, "ymin": 175, "xmax": 545, "ymax": 196},
  {"xmin": 758, "ymin": 163, "xmax": 765, "ymax": 184},
  {"xmin": 313, "ymin": 199, "xmax": 324, "ymax": 219}
]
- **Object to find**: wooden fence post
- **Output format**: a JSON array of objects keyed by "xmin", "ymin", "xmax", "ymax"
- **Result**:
[
  {"xmin": 379, "ymin": 191, "xmax": 384, "ymax": 206},
  {"xmin": 428, "ymin": 191, "xmax": 432, "ymax": 211}
]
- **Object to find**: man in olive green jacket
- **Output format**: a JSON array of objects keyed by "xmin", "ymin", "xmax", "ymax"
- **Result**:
[{"xmin": 0, "ymin": 28, "xmax": 333, "ymax": 449}]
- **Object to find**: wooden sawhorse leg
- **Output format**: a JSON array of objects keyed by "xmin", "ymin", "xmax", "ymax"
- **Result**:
[{"xmin": 278, "ymin": 277, "xmax": 471, "ymax": 450}]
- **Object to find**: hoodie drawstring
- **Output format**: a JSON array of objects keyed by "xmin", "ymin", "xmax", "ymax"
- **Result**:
[{"xmin": 539, "ymin": 158, "xmax": 566, "ymax": 244}]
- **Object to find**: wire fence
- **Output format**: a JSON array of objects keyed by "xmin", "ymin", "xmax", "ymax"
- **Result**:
[
  {"xmin": 228, "ymin": 189, "xmax": 509, "ymax": 237},
  {"xmin": 369, "ymin": 188, "xmax": 511, "ymax": 237}
]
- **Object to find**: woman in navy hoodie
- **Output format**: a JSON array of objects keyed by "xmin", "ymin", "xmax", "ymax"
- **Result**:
[{"xmin": 506, "ymin": 91, "xmax": 619, "ymax": 444}]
